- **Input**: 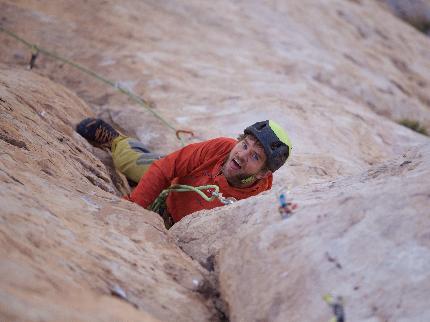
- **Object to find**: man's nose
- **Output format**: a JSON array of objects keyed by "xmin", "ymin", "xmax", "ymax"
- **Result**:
[{"xmin": 237, "ymin": 150, "xmax": 250, "ymax": 161}]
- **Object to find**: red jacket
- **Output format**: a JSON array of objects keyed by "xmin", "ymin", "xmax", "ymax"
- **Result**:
[{"xmin": 126, "ymin": 137, "xmax": 273, "ymax": 222}]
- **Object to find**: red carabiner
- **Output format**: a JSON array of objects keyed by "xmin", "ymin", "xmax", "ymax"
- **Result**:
[{"xmin": 176, "ymin": 129, "xmax": 195, "ymax": 140}]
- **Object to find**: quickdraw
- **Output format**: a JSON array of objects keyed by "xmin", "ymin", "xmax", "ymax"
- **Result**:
[
  {"xmin": 278, "ymin": 192, "xmax": 298, "ymax": 218},
  {"xmin": 323, "ymin": 294, "xmax": 345, "ymax": 322}
]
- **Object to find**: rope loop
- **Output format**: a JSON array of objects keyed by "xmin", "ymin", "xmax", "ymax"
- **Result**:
[{"xmin": 148, "ymin": 184, "xmax": 221, "ymax": 214}]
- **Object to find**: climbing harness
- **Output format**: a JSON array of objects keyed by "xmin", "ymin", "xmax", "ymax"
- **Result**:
[
  {"xmin": 0, "ymin": 27, "xmax": 191, "ymax": 146},
  {"xmin": 323, "ymin": 294, "xmax": 345, "ymax": 322},
  {"xmin": 148, "ymin": 184, "xmax": 236, "ymax": 214}
]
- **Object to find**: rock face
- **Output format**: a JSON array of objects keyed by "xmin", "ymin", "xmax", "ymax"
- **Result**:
[
  {"xmin": 1, "ymin": 0, "xmax": 429, "ymax": 188},
  {"xmin": 0, "ymin": 67, "xmax": 221, "ymax": 322},
  {"xmin": 382, "ymin": 0, "xmax": 430, "ymax": 34},
  {"xmin": 1, "ymin": 0, "xmax": 430, "ymax": 321},
  {"xmin": 172, "ymin": 143, "xmax": 430, "ymax": 321}
]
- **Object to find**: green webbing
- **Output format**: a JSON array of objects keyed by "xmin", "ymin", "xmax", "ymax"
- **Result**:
[{"xmin": 148, "ymin": 184, "xmax": 220, "ymax": 214}]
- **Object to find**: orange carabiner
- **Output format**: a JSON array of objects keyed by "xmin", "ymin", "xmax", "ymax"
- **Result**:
[{"xmin": 176, "ymin": 129, "xmax": 195, "ymax": 140}]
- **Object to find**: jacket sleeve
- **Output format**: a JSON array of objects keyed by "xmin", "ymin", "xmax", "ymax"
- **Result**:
[{"xmin": 125, "ymin": 137, "xmax": 235, "ymax": 209}]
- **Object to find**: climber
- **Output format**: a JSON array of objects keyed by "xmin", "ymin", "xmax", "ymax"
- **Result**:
[{"xmin": 76, "ymin": 118, "xmax": 292, "ymax": 228}]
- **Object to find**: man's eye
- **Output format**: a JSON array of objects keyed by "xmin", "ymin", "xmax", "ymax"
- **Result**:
[
  {"xmin": 253, "ymin": 153, "xmax": 259, "ymax": 161},
  {"xmin": 242, "ymin": 142, "xmax": 247, "ymax": 149}
]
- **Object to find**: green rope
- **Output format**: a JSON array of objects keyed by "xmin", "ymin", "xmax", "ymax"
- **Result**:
[
  {"xmin": 148, "ymin": 184, "xmax": 220, "ymax": 214},
  {"xmin": 0, "ymin": 26, "xmax": 185, "ymax": 146}
]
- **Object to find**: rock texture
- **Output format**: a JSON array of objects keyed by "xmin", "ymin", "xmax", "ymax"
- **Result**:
[
  {"xmin": 1, "ymin": 0, "xmax": 430, "ymax": 321},
  {"xmin": 1, "ymin": 1, "xmax": 430, "ymax": 187},
  {"xmin": 172, "ymin": 143, "xmax": 430, "ymax": 321},
  {"xmin": 382, "ymin": 0, "xmax": 430, "ymax": 34},
  {"xmin": 0, "ymin": 67, "xmax": 221, "ymax": 322}
]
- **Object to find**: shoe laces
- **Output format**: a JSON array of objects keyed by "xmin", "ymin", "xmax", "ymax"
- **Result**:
[{"xmin": 95, "ymin": 126, "xmax": 115, "ymax": 144}]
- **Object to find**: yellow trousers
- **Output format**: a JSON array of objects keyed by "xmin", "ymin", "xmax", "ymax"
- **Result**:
[{"xmin": 111, "ymin": 136, "xmax": 163, "ymax": 183}]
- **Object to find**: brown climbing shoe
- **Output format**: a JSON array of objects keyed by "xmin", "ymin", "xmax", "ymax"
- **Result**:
[{"xmin": 76, "ymin": 118, "xmax": 119, "ymax": 146}]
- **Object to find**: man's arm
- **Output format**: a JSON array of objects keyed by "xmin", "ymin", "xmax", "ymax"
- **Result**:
[{"xmin": 126, "ymin": 137, "xmax": 235, "ymax": 209}]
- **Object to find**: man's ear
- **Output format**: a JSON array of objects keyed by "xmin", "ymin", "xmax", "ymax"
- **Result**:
[{"xmin": 255, "ymin": 170, "xmax": 272, "ymax": 180}]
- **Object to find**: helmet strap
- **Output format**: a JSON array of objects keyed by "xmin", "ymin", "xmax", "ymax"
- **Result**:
[{"xmin": 241, "ymin": 175, "xmax": 256, "ymax": 185}]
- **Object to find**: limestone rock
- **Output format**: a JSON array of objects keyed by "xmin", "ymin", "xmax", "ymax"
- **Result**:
[
  {"xmin": 173, "ymin": 143, "xmax": 430, "ymax": 321},
  {"xmin": 1, "ymin": 1, "xmax": 430, "ymax": 321},
  {"xmin": 381, "ymin": 0, "xmax": 430, "ymax": 34},
  {"xmin": 0, "ymin": 67, "xmax": 220, "ymax": 321},
  {"xmin": 1, "ymin": 0, "xmax": 430, "ymax": 187}
]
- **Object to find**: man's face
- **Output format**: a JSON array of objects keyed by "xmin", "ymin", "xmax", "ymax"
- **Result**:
[{"xmin": 222, "ymin": 135, "xmax": 270, "ymax": 186}]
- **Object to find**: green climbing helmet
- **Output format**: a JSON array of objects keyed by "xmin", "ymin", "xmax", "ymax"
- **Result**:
[{"xmin": 244, "ymin": 120, "xmax": 292, "ymax": 172}]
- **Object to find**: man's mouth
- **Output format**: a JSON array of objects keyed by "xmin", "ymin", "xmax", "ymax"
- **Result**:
[{"xmin": 231, "ymin": 158, "xmax": 242, "ymax": 170}]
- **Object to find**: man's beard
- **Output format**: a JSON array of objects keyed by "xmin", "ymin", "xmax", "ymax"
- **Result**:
[{"xmin": 222, "ymin": 159, "xmax": 256, "ymax": 187}]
